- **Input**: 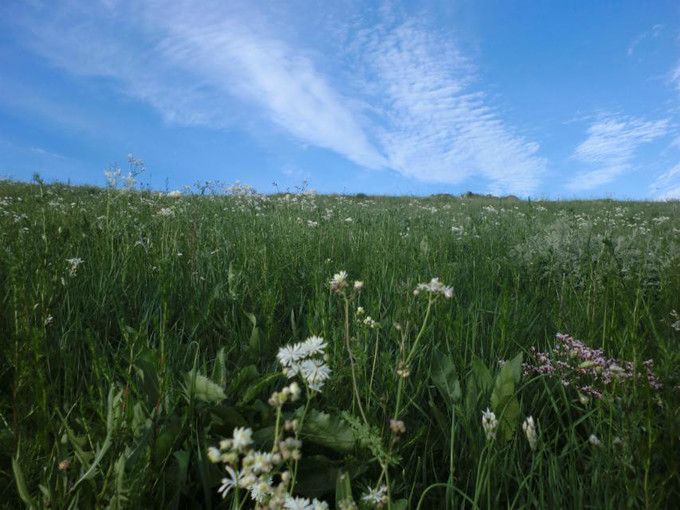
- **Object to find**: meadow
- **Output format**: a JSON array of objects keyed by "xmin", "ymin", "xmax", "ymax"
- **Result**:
[{"xmin": 1, "ymin": 178, "xmax": 679, "ymax": 509}]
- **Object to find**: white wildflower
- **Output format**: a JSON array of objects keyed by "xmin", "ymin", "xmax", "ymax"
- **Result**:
[
  {"xmin": 522, "ymin": 416, "xmax": 538, "ymax": 451},
  {"xmin": 284, "ymin": 496, "xmax": 314, "ymax": 510},
  {"xmin": 248, "ymin": 451, "xmax": 273, "ymax": 474},
  {"xmin": 249, "ymin": 477, "xmax": 273, "ymax": 503},
  {"xmin": 588, "ymin": 434, "xmax": 601, "ymax": 447},
  {"xmin": 288, "ymin": 381, "xmax": 301, "ymax": 401},
  {"xmin": 218, "ymin": 466, "xmax": 242, "ymax": 498},
  {"xmin": 65, "ymin": 257, "xmax": 84, "ymax": 277},
  {"xmin": 300, "ymin": 336, "xmax": 326, "ymax": 357},
  {"xmin": 232, "ymin": 427, "xmax": 253, "ymax": 452},
  {"xmin": 300, "ymin": 358, "xmax": 331, "ymax": 392},
  {"xmin": 330, "ymin": 271, "xmax": 348, "ymax": 293},
  {"xmin": 362, "ymin": 485, "xmax": 388, "ymax": 506},
  {"xmin": 277, "ymin": 343, "xmax": 306, "ymax": 369},
  {"xmin": 207, "ymin": 446, "xmax": 221, "ymax": 463},
  {"xmin": 482, "ymin": 408, "xmax": 498, "ymax": 441},
  {"xmin": 414, "ymin": 277, "xmax": 453, "ymax": 299},
  {"xmin": 353, "ymin": 280, "xmax": 364, "ymax": 291}
]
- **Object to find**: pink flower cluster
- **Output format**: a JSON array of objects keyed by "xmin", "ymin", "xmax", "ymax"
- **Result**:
[{"xmin": 524, "ymin": 333, "xmax": 662, "ymax": 399}]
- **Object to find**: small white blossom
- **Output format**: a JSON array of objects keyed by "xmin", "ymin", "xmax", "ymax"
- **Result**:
[
  {"xmin": 232, "ymin": 427, "xmax": 253, "ymax": 451},
  {"xmin": 65, "ymin": 257, "xmax": 84, "ymax": 277},
  {"xmin": 522, "ymin": 416, "xmax": 538, "ymax": 451},
  {"xmin": 414, "ymin": 277, "xmax": 453, "ymax": 299},
  {"xmin": 588, "ymin": 434, "xmax": 601, "ymax": 447},
  {"xmin": 330, "ymin": 271, "xmax": 348, "ymax": 293},
  {"xmin": 300, "ymin": 336, "xmax": 326, "ymax": 357},
  {"xmin": 482, "ymin": 408, "xmax": 498, "ymax": 441},
  {"xmin": 362, "ymin": 485, "xmax": 388, "ymax": 506},
  {"xmin": 207, "ymin": 446, "xmax": 221, "ymax": 463},
  {"xmin": 300, "ymin": 358, "xmax": 331, "ymax": 392},
  {"xmin": 218, "ymin": 466, "xmax": 242, "ymax": 498}
]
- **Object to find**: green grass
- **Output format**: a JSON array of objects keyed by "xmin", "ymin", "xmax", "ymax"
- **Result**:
[{"xmin": 1, "ymin": 180, "xmax": 679, "ymax": 508}]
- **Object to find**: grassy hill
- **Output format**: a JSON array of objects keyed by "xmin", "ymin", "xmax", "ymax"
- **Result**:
[{"xmin": 1, "ymin": 180, "xmax": 679, "ymax": 508}]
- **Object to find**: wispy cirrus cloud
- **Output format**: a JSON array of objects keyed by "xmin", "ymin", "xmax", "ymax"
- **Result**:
[
  {"xmin": 568, "ymin": 115, "xmax": 669, "ymax": 191},
  {"xmin": 649, "ymin": 162, "xmax": 680, "ymax": 199},
  {"xmin": 19, "ymin": 1, "xmax": 386, "ymax": 169},
  {"xmin": 357, "ymin": 21, "xmax": 545, "ymax": 195},
  {"xmin": 12, "ymin": 0, "xmax": 546, "ymax": 194}
]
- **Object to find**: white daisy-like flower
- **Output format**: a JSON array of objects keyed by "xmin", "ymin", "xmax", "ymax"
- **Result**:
[
  {"xmin": 300, "ymin": 336, "xmax": 326, "ymax": 357},
  {"xmin": 232, "ymin": 427, "xmax": 253, "ymax": 451},
  {"xmin": 588, "ymin": 434, "xmax": 601, "ymax": 447},
  {"xmin": 218, "ymin": 466, "xmax": 241, "ymax": 498},
  {"xmin": 300, "ymin": 359, "xmax": 331, "ymax": 391},
  {"xmin": 277, "ymin": 343, "xmax": 306, "ymax": 368}
]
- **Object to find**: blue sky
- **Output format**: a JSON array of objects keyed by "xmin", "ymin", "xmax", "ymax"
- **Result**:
[{"xmin": 1, "ymin": 0, "xmax": 680, "ymax": 198}]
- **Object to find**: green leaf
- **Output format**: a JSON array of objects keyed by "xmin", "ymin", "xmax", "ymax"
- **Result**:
[
  {"xmin": 490, "ymin": 355, "xmax": 522, "ymax": 442},
  {"xmin": 211, "ymin": 347, "xmax": 227, "ymax": 388},
  {"xmin": 300, "ymin": 409, "xmax": 358, "ymax": 452},
  {"xmin": 471, "ymin": 358, "xmax": 493, "ymax": 393},
  {"xmin": 431, "ymin": 350, "xmax": 461, "ymax": 403},
  {"xmin": 239, "ymin": 372, "xmax": 284, "ymax": 405},
  {"xmin": 12, "ymin": 455, "xmax": 36, "ymax": 509},
  {"xmin": 464, "ymin": 358, "xmax": 492, "ymax": 419},
  {"xmin": 185, "ymin": 370, "xmax": 226, "ymax": 403},
  {"xmin": 228, "ymin": 364, "xmax": 259, "ymax": 396}
]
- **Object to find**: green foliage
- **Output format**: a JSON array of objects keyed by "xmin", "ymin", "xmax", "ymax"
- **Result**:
[
  {"xmin": 490, "ymin": 353, "xmax": 523, "ymax": 442},
  {"xmin": 1, "ymin": 181, "xmax": 679, "ymax": 508}
]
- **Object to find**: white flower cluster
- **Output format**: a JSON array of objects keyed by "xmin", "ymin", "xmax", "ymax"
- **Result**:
[
  {"xmin": 277, "ymin": 336, "xmax": 331, "ymax": 392},
  {"xmin": 413, "ymin": 277, "xmax": 453, "ymax": 299},
  {"xmin": 330, "ymin": 271, "xmax": 348, "ymax": 293},
  {"xmin": 157, "ymin": 207, "xmax": 175, "ymax": 217},
  {"xmin": 522, "ymin": 416, "xmax": 538, "ymax": 451},
  {"xmin": 65, "ymin": 257, "xmax": 84, "ymax": 277},
  {"xmin": 355, "ymin": 307, "xmax": 378, "ymax": 328},
  {"xmin": 208, "ymin": 426, "xmax": 328, "ymax": 509},
  {"xmin": 268, "ymin": 381, "xmax": 301, "ymax": 407},
  {"xmin": 481, "ymin": 408, "xmax": 498, "ymax": 442}
]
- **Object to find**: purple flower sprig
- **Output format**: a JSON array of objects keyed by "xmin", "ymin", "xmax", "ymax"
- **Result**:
[{"xmin": 524, "ymin": 333, "xmax": 662, "ymax": 399}]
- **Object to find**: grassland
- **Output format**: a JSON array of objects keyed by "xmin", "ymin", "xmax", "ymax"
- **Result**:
[{"xmin": 1, "ymin": 180, "xmax": 679, "ymax": 508}]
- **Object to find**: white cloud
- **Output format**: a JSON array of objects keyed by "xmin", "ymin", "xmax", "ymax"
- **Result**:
[
  {"xmin": 14, "ymin": 1, "xmax": 545, "ymax": 194},
  {"xmin": 358, "ymin": 22, "xmax": 545, "ymax": 195},
  {"xmin": 20, "ymin": 1, "xmax": 385, "ymax": 169},
  {"xmin": 568, "ymin": 115, "xmax": 669, "ymax": 191},
  {"xmin": 649, "ymin": 162, "xmax": 680, "ymax": 199}
]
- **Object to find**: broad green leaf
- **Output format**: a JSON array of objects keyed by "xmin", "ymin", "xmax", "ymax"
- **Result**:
[
  {"xmin": 431, "ymin": 350, "xmax": 461, "ymax": 403},
  {"xmin": 490, "ymin": 355, "xmax": 521, "ymax": 442},
  {"xmin": 185, "ymin": 370, "xmax": 226, "ymax": 403},
  {"xmin": 300, "ymin": 409, "xmax": 358, "ymax": 452}
]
